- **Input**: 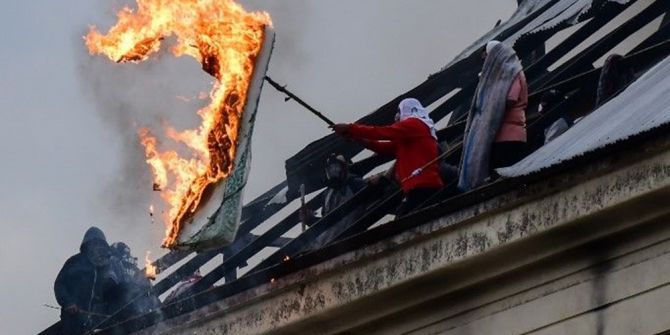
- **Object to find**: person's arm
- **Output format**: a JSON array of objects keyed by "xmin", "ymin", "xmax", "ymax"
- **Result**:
[
  {"xmin": 359, "ymin": 139, "xmax": 395, "ymax": 156},
  {"xmin": 300, "ymin": 207, "xmax": 320, "ymax": 226},
  {"xmin": 347, "ymin": 119, "xmax": 419, "ymax": 141},
  {"xmin": 54, "ymin": 259, "xmax": 77, "ymax": 312},
  {"xmin": 350, "ymin": 177, "xmax": 368, "ymax": 193},
  {"xmin": 101, "ymin": 266, "xmax": 121, "ymax": 299}
]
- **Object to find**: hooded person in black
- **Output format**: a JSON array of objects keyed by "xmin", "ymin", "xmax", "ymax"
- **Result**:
[
  {"xmin": 54, "ymin": 227, "xmax": 119, "ymax": 335},
  {"xmin": 300, "ymin": 154, "xmax": 367, "ymax": 250}
]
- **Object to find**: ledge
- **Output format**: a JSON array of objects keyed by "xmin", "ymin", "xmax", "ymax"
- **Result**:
[{"xmin": 139, "ymin": 137, "xmax": 670, "ymax": 335}]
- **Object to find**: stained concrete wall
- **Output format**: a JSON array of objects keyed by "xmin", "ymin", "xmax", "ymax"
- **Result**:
[
  {"xmin": 138, "ymin": 137, "xmax": 670, "ymax": 335},
  {"xmin": 352, "ymin": 212, "xmax": 670, "ymax": 335}
]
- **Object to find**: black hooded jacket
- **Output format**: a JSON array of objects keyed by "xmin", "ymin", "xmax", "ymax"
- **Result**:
[{"xmin": 54, "ymin": 227, "xmax": 118, "ymax": 333}]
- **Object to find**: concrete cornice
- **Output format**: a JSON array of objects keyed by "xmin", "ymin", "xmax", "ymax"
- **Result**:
[{"xmin": 142, "ymin": 137, "xmax": 670, "ymax": 335}]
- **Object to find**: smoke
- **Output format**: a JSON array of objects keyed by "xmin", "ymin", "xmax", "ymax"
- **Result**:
[
  {"xmin": 77, "ymin": 0, "xmax": 313, "ymax": 226},
  {"xmin": 242, "ymin": 0, "xmax": 313, "ymax": 72},
  {"xmin": 78, "ymin": 51, "xmax": 209, "ymax": 222}
]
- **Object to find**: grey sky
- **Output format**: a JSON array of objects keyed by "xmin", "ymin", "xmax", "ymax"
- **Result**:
[{"xmin": 0, "ymin": 1, "xmax": 516, "ymax": 333}]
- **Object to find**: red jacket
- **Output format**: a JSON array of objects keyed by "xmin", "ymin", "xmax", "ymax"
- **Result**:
[{"xmin": 348, "ymin": 118, "xmax": 444, "ymax": 194}]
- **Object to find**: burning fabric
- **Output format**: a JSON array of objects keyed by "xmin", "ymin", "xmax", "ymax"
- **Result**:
[{"xmin": 86, "ymin": 0, "xmax": 274, "ymax": 249}]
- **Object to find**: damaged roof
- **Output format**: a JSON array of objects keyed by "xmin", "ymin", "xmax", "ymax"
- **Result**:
[
  {"xmin": 284, "ymin": 0, "xmax": 641, "ymax": 200},
  {"xmin": 499, "ymin": 54, "xmax": 670, "ymax": 178},
  {"xmin": 448, "ymin": 0, "xmax": 633, "ymax": 66}
]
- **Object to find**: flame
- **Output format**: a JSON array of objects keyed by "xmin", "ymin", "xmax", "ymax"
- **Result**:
[
  {"xmin": 145, "ymin": 251, "xmax": 158, "ymax": 280},
  {"xmin": 86, "ymin": 0, "xmax": 271, "ymax": 248}
]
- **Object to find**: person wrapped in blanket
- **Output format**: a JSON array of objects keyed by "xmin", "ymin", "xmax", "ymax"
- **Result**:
[
  {"xmin": 54, "ymin": 227, "xmax": 118, "ymax": 335},
  {"xmin": 458, "ymin": 40, "xmax": 528, "ymax": 191}
]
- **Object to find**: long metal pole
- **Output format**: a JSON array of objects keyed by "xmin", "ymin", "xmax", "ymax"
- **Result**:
[{"xmin": 264, "ymin": 76, "xmax": 336, "ymax": 126}]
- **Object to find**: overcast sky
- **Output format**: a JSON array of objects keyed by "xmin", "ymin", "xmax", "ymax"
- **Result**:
[{"xmin": 0, "ymin": 1, "xmax": 517, "ymax": 333}]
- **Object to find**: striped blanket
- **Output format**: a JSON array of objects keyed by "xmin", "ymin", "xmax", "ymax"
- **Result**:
[{"xmin": 458, "ymin": 43, "xmax": 523, "ymax": 191}]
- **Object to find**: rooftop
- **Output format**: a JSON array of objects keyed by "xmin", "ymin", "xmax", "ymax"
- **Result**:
[{"xmin": 39, "ymin": 0, "xmax": 670, "ymax": 334}]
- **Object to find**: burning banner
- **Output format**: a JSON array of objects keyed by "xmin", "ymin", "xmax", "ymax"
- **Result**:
[{"xmin": 86, "ymin": 0, "xmax": 274, "ymax": 250}]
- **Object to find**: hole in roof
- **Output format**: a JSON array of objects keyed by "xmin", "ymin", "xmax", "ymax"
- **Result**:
[{"xmin": 548, "ymin": 0, "xmax": 659, "ymax": 71}]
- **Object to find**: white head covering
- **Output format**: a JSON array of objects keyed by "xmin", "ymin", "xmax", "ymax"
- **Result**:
[
  {"xmin": 486, "ymin": 40, "xmax": 502, "ymax": 55},
  {"xmin": 398, "ymin": 98, "xmax": 437, "ymax": 139}
]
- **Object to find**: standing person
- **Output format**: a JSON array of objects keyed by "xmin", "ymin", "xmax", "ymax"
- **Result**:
[
  {"xmin": 54, "ymin": 227, "xmax": 118, "ymax": 335},
  {"xmin": 458, "ymin": 40, "xmax": 528, "ymax": 191},
  {"xmin": 330, "ymin": 98, "xmax": 444, "ymax": 217},
  {"xmin": 300, "ymin": 153, "xmax": 367, "ymax": 249}
]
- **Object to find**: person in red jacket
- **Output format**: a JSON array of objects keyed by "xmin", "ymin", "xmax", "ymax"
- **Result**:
[{"xmin": 331, "ymin": 98, "xmax": 443, "ymax": 216}]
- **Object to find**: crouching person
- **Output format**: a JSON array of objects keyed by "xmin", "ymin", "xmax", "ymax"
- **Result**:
[
  {"xmin": 300, "ymin": 153, "xmax": 367, "ymax": 249},
  {"xmin": 331, "ymin": 98, "xmax": 444, "ymax": 217},
  {"xmin": 54, "ymin": 227, "xmax": 118, "ymax": 335},
  {"xmin": 108, "ymin": 242, "xmax": 161, "ymax": 320}
]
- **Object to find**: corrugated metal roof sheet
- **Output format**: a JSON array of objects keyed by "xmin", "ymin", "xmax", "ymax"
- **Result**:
[
  {"xmin": 445, "ymin": 0, "xmax": 551, "ymax": 66},
  {"xmin": 509, "ymin": 0, "xmax": 632, "ymax": 40},
  {"xmin": 446, "ymin": 0, "xmax": 633, "ymax": 68},
  {"xmin": 498, "ymin": 54, "xmax": 670, "ymax": 178}
]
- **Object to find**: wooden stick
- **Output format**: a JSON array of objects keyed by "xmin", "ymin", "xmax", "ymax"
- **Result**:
[
  {"xmin": 402, "ymin": 149, "xmax": 453, "ymax": 183},
  {"xmin": 43, "ymin": 304, "xmax": 110, "ymax": 318},
  {"xmin": 264, "ymin": 76, "xmax": 336, "ymax": 126},
  {"xmin": 299, "ymin": 184, "xmax": 307, "ymax": 232}
]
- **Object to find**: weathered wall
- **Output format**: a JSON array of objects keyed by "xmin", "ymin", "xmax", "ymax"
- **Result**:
[
  {"xmin": 352, "ymin": 212, "xmax": 670, "ymax": 335},
  {"xmin": 139, "ymin": 139, "xmax": 670, "ymax": 335}
]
